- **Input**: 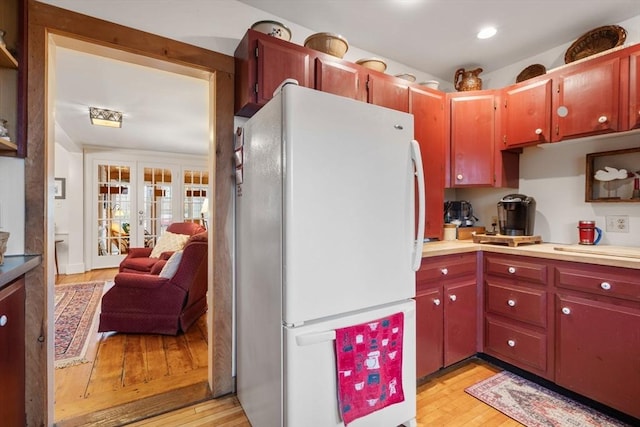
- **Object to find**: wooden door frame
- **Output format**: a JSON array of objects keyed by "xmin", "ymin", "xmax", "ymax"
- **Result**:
[{"xmin": 24, "ymin": 1, "xmax": 235, "ymax": 425}]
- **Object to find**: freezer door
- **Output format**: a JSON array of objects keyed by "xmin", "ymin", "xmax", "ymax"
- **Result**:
[
  {"xmin": 284, "ymin": 299, "xmax": 416, "ymax": 427},
  {"xmin": 281, "ymin": 85, "xmax": 420, "ymax": 325}
]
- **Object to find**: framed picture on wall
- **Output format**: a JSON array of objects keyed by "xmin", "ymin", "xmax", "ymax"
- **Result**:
[{"xmin": 54, "ymin": 178, "xmax": 66, "ymax": 199}]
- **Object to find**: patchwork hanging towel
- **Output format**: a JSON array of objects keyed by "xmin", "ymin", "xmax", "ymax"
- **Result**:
[{"xmin": 335, "ymin": 312, "xmax": 405, "ymax": 425}]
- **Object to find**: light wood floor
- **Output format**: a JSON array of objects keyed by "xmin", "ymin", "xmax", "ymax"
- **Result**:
[
  {"xmin": 130, "ymin": 358, "xmax": 521, "ymax": 427},
  {"xmin": 54, "ymin": 269, "xmax": 210, "ymax": 427}
]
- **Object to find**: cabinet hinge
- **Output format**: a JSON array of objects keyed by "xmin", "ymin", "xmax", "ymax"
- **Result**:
[
  {"xmin": 254, "ymin": 83, "xmax": 258, "ymax": 94},
  {"xmin": 555, "ymin": 125, "xmax": 559, "ymax": 135},
  {"xmin": 503, "ymin": 135, "xmax": 507, "ymax": 145},
  {"xmin": 255, "ymin": 47, "xmax": 259, "ymax": 58}
]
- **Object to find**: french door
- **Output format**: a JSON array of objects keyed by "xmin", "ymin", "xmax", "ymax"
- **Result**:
[{"xmin": 88, "ymin": 154, "xmax": 207, "ymax": 270}]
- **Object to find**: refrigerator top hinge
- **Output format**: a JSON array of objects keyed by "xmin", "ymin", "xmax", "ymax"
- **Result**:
[{"xmin": 283, "ymin": 320, "xmax": 304, "ymax": 328}]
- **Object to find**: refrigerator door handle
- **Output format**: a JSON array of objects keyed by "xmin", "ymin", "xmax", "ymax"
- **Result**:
[
  {"xmin": 296, "ymin": 330, "xmax": 336, "ymax": 347},
  {"xmin": 411, "ymin": 139, "xmax": 425, "ymax": 271}
]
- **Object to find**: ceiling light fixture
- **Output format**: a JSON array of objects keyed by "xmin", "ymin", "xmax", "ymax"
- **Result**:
[
  {"xmin": 89, "ymin": 107, "xmax": 123, "ymax": 128},
  {"xmin": 477, "ymin": 26, "xmax": 497, "ymax": 39}
]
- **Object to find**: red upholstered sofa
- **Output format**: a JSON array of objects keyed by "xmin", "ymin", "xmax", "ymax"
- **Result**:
[
  {"xmin": 118, "ymin": 222, "xmax": 205, "ymax": 274},
  {"xmin": 98, "ymin": 231, "xmax": 208, "ymax": 335}
]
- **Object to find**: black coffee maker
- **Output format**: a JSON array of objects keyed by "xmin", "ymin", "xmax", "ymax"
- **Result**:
[{"xmin": 497, "ymin": 194, "xmax": 536, "ymax": 236}]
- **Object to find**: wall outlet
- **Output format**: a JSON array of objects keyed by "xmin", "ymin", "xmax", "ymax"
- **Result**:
[{"xmin": 605, "ymin": 215, "xmax": 629, "ymax": 233}]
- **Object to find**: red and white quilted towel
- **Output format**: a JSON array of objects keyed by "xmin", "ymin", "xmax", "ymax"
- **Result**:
[{"xmin": 335, "ymin": 312, "xmax": 405, "ymax": 425}]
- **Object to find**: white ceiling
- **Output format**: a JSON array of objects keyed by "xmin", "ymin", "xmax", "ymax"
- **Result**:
[{"xmin": 43, "ymin": 0, "xmax": 640, "ymax": 156}]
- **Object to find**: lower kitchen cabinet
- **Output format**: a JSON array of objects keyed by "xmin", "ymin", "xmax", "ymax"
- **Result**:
[
  {"xmin": 415, "ymin": 253, "xmax": 478, "ymax": 379},
  {"xmin": 555, "ymin": 262, "xmax": 640, "ymax": 419},
  {"xmin": 0, "ymin": 277, "xmax": 26, "ymax": 426}
]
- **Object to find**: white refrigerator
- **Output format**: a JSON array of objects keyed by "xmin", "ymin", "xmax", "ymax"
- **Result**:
[{"xmin": 236, "ymin": 81, "xmax": 425, "ymax": 427}]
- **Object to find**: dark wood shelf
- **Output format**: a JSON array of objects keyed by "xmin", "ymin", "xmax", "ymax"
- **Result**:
[
  {"xmin": 0, "ymin": 45, "xmax": 18, "ymax": 69},
  {"xmin": 585, "ymin": 147, "xmax": 640, "ymax": 202}
]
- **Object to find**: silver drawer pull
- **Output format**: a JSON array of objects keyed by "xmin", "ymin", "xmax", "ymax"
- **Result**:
[
  {"xmin": 507, "ymin": 299, "xmax": 516, "ymax": 307},
  {"xmin": 600, "ymin": 282, "xmax": 611, "ymax": 291},
  {"xmin": 441, "ymin": 268, "xmax": 448, "ymax": 275},
  {"xmin": 449, "ymin": 294, "xmax": 457, "ymax": 302},
  {"xmin": 562, "ymin": 307, "xmax": 571, "ymax": 315},
  {"xmin": 433, "ymin": 298, "xmax": 441, "ymax": 306},
  {"xmin": 0, "ymin": 315, "xmax": 7, "ymax": 327},
  {"xmin": 508, "ymin": 266, "xmax": 516, "ymax": 274},
  {"xmin": 507, "ymin": 339, "xmax": 516, "ymax": 347}
]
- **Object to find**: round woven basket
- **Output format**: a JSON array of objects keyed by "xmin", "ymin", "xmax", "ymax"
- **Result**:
[
  {"xmin": 304, "ymin": 32, "xmax": 349, "ymax": 58},
  {"xmin": 516, "ymin": 64, "xmax": 546, "ymax": 83}
]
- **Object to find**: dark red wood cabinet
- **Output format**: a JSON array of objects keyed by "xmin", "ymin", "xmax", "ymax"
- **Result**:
[
  {"xmin": 501, "ymin": 78, "xmax": 552, "ymax": 148},
  {"xmin": 235, "ymin": 29, "xmax": 313, "ymax": 117},
  {"xmin": 314, "ymin": 57, "xmax": 366, "ymax": 102},
  {"xmin": 0, "ymin": 278, "xmax": 26, "ymax": 426},
  {"xmin": 415, "ymin": 253, "xmax": 478, "ymax": 379},
  {"xmin": 409, "ymin": 86, "xmax": 446, "ymax": 240},
  {"xmin": 628, "ymin": 48, "xmax": 640, "ymax": 130},
  {"xmin": 367, "ymin": 73, "xmax": 409, "ymax": 112},
  {"xmin": 448, "ymin": 91, "xmax": 497, "ymax": 187},
  {"xmin": 552, "ymin": 55, "xmax": 622, "ymax": 142},
  {"xmin": 554, "ymin": 262, "xmax": 640, "ymax": 419}
]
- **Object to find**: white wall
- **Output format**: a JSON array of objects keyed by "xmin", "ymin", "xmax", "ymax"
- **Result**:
[{"xmin": 0, "ymin": 157, "xmax": 25, "ymax": 255}]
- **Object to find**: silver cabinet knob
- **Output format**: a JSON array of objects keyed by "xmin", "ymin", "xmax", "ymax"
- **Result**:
[
  {"xmin": 600, "ymin": 282, "xmax": 611, "ymax": 291},
  {"xmin": 449, "ymin": 294, "xmax": 457, "ymax": 302},
  {"xmin": 441, "ymin": 268, "xmax": 448, "ymax": 275},
  {"xmin": 598, "ymin": 115, "xmax": 608, "ymax": 124},
  {"xmin": 535, "ymin": 128, "xmax": 542, "ymax": 135},
  {"xmin": 507, "ymin": 339, "xmax": 516, "ymax": 347},
  {"xmin": 433, "ymin": 298, "xmax": 441, "ymax": 306},
  {"xmin": 0, "ymin": 315, "xmax": 7, "ymax": 327},
  {"xmin": 562, "ymin": 307, "xmax": 571, "ymax": 315},
  {"xmin": 507, "ymin": 299, "xmax": 516, "ymax": 307},
  {"xmin": 508, "ymin": 266, "xmax": 516, "ymax": 274}
]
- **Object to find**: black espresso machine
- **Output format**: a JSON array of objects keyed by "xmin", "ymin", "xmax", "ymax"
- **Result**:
[{"xmin": 497, "ymin": 194, "xmax": 536, "ymax": 236}]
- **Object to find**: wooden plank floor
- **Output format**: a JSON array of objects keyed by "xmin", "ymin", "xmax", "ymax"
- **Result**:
[
  {"xmin": 130, "ymin": 359, "xmax": 521, "ymax": 427},
  {"xmin": 54, "ymin": 269, "xmax": 210, "ymax": 426}
]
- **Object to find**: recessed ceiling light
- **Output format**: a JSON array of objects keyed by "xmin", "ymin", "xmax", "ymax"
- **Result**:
[{"xmin": 477, "ymin": 27, "xmax": 497, "ymax": 39}]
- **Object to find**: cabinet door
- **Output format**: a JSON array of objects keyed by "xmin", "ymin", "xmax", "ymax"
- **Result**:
[
  {"xmin": 415, "ymin": 287, "xmax": 443, "ymax": 378},
  {"xmin": 0, "ymin": 278, "xmax": 26, "ymax": 426},
  {"xmin": 444, "ymin": 279, "xmax": 477, "ymax": 366},
  {"xmin": 314, "ymin": 57, "xmax": 365, "ymax": 102},
  {"xmin": 552, "ymin": 56, "xmax": 621, "ymax": 142},
  {"xmin": 502, "ymin": 78, "xmax": 552, "ymax": 148},
  {"xmin": 629, "ymin": 50, "xmax": 640, "ymax": 130},
  {"xmin": 409, "ymin": 87, "xmax": 445, "ymax": 240},
  {"xmin": 449, "ymin": 92, "xmax": 496, "ymax": 186},
  {"xmin": 367, "ymin": 74, "xmax": 409, "ymax": 112},
  {"xmin": 556, "ymin": 294, "xmax": 640, "ymax": 419},
  {"xmin": 257, "ymin": 37, "xmax": 312, "ymax": 106}
]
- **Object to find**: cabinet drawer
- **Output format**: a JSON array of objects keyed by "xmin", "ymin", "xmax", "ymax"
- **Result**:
[
  {"xmin": 418, "ymin": 253, "xmax": 477, "ymax": 285},
  {"xmin": 485, "ymin": 255, "xmax": 547, "ymax": 284},
  {"xmin": 555, "ymin": 265, "xmax": 640, "ymax": 302},
  {"xmin": 485, "ymin": 317, "xmax": 546, "ymax": 372},
  {"xmin": 486, "ymin": 282, "xmax": 547, "ymax": 327}
]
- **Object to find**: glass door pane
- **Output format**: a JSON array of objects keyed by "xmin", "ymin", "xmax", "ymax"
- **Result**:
[
  {"xmin": 139, "ymin": 166, "xmax": 174, "ymax": 248},
  {"xmin": 183, "ymin": 168, "xmax": 208, "ymax": 228}
]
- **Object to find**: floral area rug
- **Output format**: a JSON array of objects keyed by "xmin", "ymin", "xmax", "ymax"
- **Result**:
[
  {"xmin": 54, "ymin": 281, "xmax": 105, "ymax": 368},
  {"xmin": 465, "ymin": 371, "xmax": 631, "ymax": 427}
]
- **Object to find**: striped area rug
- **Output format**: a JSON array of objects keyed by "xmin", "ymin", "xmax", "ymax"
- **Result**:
[{"xmin": 54, "ymin": 281, "xmax": 105, "ymax": 368}]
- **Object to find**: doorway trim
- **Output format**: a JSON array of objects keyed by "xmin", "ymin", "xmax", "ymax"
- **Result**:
[{"xmin": 25, "ymin": 1, "xmax": 235, "ymax": 425}]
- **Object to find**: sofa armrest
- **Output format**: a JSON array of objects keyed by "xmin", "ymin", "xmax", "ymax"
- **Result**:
[
  {"xmin": 126, "ymin": 247, "xmax": 154, "ymax": 258},
  {"xmin": 114, "ymin": 272, "xmax": 171, "ymax": 289}
]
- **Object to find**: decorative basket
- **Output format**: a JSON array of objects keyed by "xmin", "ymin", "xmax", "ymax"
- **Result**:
[
  {"xmin": 356, "ymin": 58, "xmax": 387, "ymax": 73},
  {"xmin": 0, "ymin": 231, "xmax": 9, "ymax": 265},
  {"xmin": 516, "ymin": 64, "xmax": 546, "ymax": 83},
  {"xmin": 564, "ymin": 25, "xmax": 626, "ymax": 64},
  {"xmin": 304, "ymin": 32, "xmax": 349, "ymax": 58}
]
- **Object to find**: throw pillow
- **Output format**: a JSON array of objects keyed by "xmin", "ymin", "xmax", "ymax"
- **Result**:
[
  {"xmin": 149, "ymin": 231, "xmax": 190, "ymax": 258},
  {"xmin": 159, "ymin": 250, "xmax": 183, "ymax": 278}
]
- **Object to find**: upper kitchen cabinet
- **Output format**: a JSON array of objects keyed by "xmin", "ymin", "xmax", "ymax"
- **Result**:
[
  {"xmin": 314, "ymin": 56, "xmax": 366, "ymax": 102},
  {"xmin": 501, "ymin": 78, "xmax": 553, "ymax": 148},
  {"xmin": 627, "ymin": 47, "xmax": 640, "ymax": 130},
  {"xmin": 409, "ymin": 86, "xmax": 445, "ymax": 240},
  {"xmin": 0, "ymin": 0, "xmax": 24, "ymax": 157},
  {"xmin": 235, "ymin": 29, "xmax": 313, "ymax": 117},
  {"xmin": 367, "ymin": 73, "xmax": 409, "ymax": 112},
  {"xmin": 447, "ymin": 91, "xmax": 497, "ymax": 187},
  {"xmin": 552, "ymin": 54, "xmax": 622, "ymax": 142}
]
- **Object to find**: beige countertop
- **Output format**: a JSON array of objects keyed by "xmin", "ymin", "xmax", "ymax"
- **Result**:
[{"xmin": 422, "ymin": 240, "xmax": 640, "ymax": 270}]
